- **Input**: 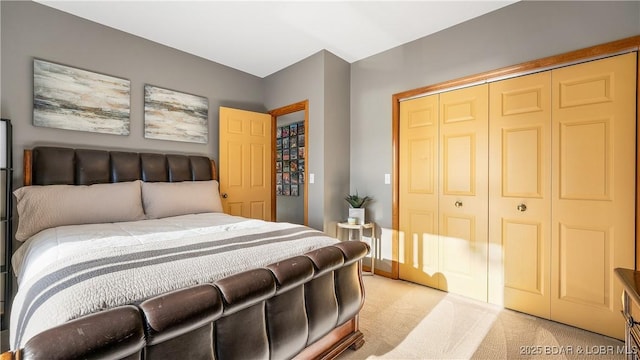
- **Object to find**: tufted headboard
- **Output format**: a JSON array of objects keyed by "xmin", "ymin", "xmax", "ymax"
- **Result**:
[{"xmin": 23, "ymin": 146, "xmax": 217, "ymax": 186}]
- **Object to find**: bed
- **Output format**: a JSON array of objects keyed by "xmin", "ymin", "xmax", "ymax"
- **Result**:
[{"xmin": 1, "ymin": 146, "xmax": 368, "ymax": 360}]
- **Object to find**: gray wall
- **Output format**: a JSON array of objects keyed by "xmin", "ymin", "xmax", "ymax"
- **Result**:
[
  {"xmin": 264, "ymin": 52, "xmax": 326, "ymax": 230},
  {"xmin": 0, "ymin": 1, "xmax": 352, "ymax": 234},
  {"xmin": 322, "ymin": 52, "xmax": 351, "ymax": 234},
  {"xmin": 2, "ymin": 0, "xmax": 639, "ymax": 259},
  {"xmin": 349, "ymin": 0, "xmax": 640, "ymax": 272},
  {"xmin": 0, "ymin": 1, "xmax": 265, "ymax": 186},
  {"xmin": 264, "ymin": 51, "xmax": 350, "ymax": 232}
]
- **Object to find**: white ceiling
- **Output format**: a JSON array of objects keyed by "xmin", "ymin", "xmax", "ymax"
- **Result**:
[{"xmin": 35, "ymin": 1, "xmax": 518, "ymax": 78}]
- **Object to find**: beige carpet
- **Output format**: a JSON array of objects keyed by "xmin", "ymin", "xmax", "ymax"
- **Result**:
[{"xmin": 338, "ymin": 275, "xmax": 625, "ymax": 360}]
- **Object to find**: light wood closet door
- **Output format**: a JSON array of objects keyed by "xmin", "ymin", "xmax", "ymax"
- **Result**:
[
  {"xmin": 438, "ymin": 84, "xmax": 489, "ymax": 302},
  {"xmin": 550, "ymin": 52, "xmax": 636, "ymax": 339},
  {"xmin": 399, "ymin": 85, "xmax": 489, "ymax": 301},
  {"xmin": 488, "ymin": 72, "xmax": 552, "ymax": 317},
  {"xmin": 399, "ymin": 94, "xmax": 440, "ymax": 288}
]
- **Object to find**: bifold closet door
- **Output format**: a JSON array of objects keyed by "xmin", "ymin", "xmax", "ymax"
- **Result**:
[
  {"xmin": 550, "ymin": 52, "xmax": 636, "ymax": 339},
  {"xmin": 488, "ymin": 71, "xmax": 552, "ymax": 318},
  {"xmin": 399, "ymin": 85, "xmax": 489, "ymax": 302},
  {"xmin": 399, "ymin": 51, "xmax": 635, "ymax": 339},
  {"xmin": 399, "ymin": 94, "xmax": 440, "ymax": 288},
  {"xmin": 438, "ymin": 84, "xmax": 489, "ymax": 302}
]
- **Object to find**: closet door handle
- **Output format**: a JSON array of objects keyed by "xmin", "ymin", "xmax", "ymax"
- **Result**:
[
  {"xmin": 221, "ymin": 193, "xmax": 228, "ymax": 199},
  {"xmin": 517, "ymin": 203, "xmax": 527, "ymax": 212},
  {"xmin": 454, "ymin": 201, "xmax": 463, "ymax": 208}
]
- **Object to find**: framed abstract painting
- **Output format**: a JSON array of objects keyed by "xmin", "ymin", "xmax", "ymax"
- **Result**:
[
  {"xmin": 144, "ymin": 85, "xmax": 208, "ymax": 143},
  {"xmin": 33, "ymin": 59, "xmax": 130, "ymax": 135}
]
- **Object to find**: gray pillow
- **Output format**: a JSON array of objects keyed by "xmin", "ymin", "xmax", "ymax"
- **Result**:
[
  {"xmin": 142, "ymin": 180, "xmax": 224, "ymax": 219},
  {"xmin": 14, "ymin": 180, "xmax": 145, "ymax": 241}
]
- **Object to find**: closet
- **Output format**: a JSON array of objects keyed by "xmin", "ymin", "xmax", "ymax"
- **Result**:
[{"xmin": 399, "ymin": 52, "xmax": 636, "ymax": 339}]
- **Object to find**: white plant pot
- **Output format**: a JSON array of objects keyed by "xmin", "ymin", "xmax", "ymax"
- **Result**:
[{"xmin": 348, "ymin": 208, "xmax": 365, "ymax": 225}]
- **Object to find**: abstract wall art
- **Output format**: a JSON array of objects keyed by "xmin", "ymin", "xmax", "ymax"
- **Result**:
[
  {"xmin": 144, "ymin": 85, "xmax": 208, "ymax": 143},
  {"xmin": 33, "ymin": 59, "xmax": 131, "ymax": 135}
]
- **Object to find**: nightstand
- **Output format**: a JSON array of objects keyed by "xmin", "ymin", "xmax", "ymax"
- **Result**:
[{"xmin": 336, "ymin": 221, "xmax": 376, "ymax": 275}]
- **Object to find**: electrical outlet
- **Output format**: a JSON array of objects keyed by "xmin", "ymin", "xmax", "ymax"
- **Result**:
[{"xmin": 309, "ymin": 173, "xmax": 315, "ymax": 184}]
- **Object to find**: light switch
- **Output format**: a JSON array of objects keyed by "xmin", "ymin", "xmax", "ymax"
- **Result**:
[
  {"xmin": 384, "ymin": 173, "xmax": 391, "ymax": 184},
  {"xmin": 309, "ymin": 173, "xmax": 315, "ymax": 184}
]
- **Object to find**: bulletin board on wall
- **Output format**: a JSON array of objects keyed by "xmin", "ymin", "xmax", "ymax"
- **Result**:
[{"xmin": 276, "ymin": 121, "xmax": 305, "ymax": 196}]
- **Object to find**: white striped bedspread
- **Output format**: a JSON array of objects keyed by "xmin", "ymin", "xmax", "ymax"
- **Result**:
[{"xmin": 10, "ymin": 212, "xmax": 339, "ymax": 349}]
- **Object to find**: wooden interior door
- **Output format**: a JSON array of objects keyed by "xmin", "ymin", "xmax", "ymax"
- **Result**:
[
  {"xmin": 550, "ymin": 52, "xmax": 636, "ymax": 339},
  {"xmin": 219, "ymin": 106, "xmax": 273, "ymax": 221},
  {"xmin": 398, "ymin": 94, "xmax": 441, "ymax": 288},
  {"xmin": 488, "ymin": 71, "xmax": 552, "ymax": 317},
  {"xmin": 438, "ymin": 84, "xmax": 489, "ymax": 302}
]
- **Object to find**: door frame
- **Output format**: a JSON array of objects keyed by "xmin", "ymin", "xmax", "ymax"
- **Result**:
[
  {"xmin": 269, "ymin": 100, "xmax": 309, "ymax": 226},
  {"xmin": 390, "ymin": 35, "xmax": 640, "ymax": 279}
]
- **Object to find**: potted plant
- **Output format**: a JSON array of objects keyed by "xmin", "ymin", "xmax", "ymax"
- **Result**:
[{"xmin": 345, "ymin": 192, "xmax": 371, "ymax": 225}]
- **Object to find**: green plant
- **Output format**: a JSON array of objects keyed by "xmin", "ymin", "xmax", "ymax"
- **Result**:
[{"xmin": 344, "ymin": 192, "xmax": 371, "ymax": 208}]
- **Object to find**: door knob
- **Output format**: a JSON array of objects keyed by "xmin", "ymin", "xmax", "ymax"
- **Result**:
[
  {"xmin": 454, "ymin": 201, "xmax": 463, "ymax": 208},
  {"xmin": 517, "ymin": 203, "xmax": 527, "ymax": 212},
  {"xmin": 221, "ymin": 193, "xmax": 228, "ymax": 199}
]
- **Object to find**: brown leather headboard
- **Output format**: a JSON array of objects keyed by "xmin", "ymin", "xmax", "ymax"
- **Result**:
[{"xmin": 23, "ymin": 147, "xmax": 217, "ymax": 186}]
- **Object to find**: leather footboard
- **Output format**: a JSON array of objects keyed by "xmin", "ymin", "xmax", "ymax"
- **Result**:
[{"xmin": 6, "ymin": 241, "xmax": 369, "ymax": 360}]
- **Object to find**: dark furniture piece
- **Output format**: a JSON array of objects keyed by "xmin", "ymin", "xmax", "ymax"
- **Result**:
[
  {"xmin": 615, "ymin": 268, "xmax": 640, "ymax": 359},
  {"xmin": 0, "ymin": 119, "xmax": 12, "ymax": 332}
]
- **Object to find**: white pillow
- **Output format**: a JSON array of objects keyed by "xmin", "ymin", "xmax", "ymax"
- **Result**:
[
  {"xmin": 14, "ymin": 180, "xmax": 145, "ymax": 241},
  {"xmin": 141, "ymin": 180, "xmax": 224, "ymax": 219}
]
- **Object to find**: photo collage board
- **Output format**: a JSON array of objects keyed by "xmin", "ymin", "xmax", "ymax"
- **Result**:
[{"xmin": 276, "ymin": 121, "xmax": 305, "ymax": 196}]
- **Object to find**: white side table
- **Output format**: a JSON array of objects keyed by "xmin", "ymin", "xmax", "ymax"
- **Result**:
[{"xmin": 336, "ymin": 222, "xmax": 376, "ymax": 275}]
